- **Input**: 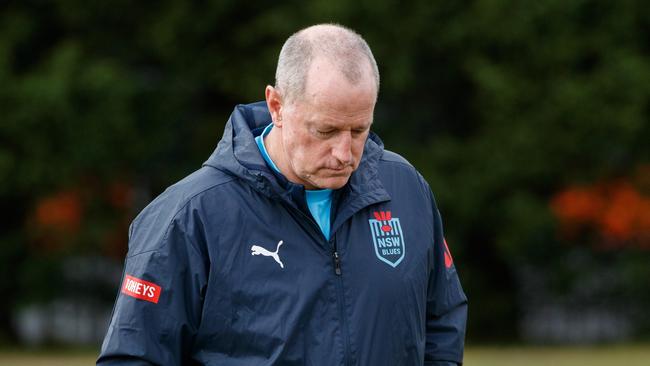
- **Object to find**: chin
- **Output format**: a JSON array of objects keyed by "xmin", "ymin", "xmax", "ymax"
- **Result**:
[{"xmin": 313, "ymin": 175, "xmax": 351, "ymax": 190}]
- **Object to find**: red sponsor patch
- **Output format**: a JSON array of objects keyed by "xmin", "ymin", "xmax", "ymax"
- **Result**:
[
  {"xmin": 443, "ymin": 238, "xmax": 454, "ymax": 269},
  {"xmin": 121, "ymin": 274, "xmax": 162, "ymax": 304}
]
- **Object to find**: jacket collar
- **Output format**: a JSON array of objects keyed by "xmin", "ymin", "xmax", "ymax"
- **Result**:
[{"xmin": 203, "ymin": 102, "xmax": 391, "ymax": 220}]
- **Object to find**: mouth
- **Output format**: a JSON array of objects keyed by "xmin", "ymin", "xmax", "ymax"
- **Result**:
[
  {"xmin": 322, "ymin": 171, "xmax": 353, "ymax": 180},
  {"xmin": 322, "ymin": 167, "xmax": 352, "ymax": 174}
]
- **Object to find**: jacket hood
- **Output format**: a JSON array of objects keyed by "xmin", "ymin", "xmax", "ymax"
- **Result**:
[{"xmin": 203, "ymin": 101, "xmax": 390, "ymax": 214}]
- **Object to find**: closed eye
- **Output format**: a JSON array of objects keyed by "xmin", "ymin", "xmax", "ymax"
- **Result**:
[{"xmin": 315, "ymin": 129, "xmax": 335, "ymax": 137}]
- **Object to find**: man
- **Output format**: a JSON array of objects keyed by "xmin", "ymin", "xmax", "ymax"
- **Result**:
[{"xmin": 98, "ymin": 24, "xmax": 467, "ymax": 365}]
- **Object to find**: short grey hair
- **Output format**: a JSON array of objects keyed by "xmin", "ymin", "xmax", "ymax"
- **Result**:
[{"xmin": 275, "ymin": 23, "xmax": 380, "ymax": 103}]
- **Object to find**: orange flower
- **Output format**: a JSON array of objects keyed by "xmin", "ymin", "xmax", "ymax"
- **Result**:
[
  {"xmin": 550, "ymin": 177, "xmax": 650, "ymax": 249},
  {"xmin": 35, "ymin": 190, "xmax": 82, "ymax": 234},
  {"xmin": 550, "ymin": 186, "xmax": 604, "ymax": 225},
  {"xmin": 599, "ymin": 182, "xmax": 643, "ymax": 241}
]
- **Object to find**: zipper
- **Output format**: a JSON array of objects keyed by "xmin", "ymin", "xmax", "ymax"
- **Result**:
[
  {"xmin": 332, "ymin": 249, "xmax": 342, "ymax": 275},
  {"xmin": 331, "ymin": 235, "xmax": 352, "ymax": 366},
  {"xmin": 284, "ymin": 203, "xmax": 352, "ymax": 365}
]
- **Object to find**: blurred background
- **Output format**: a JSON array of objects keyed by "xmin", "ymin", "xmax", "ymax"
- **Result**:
[{"xmin": 1, "ymin": 0, "xmax": 649, "ymax": 363}]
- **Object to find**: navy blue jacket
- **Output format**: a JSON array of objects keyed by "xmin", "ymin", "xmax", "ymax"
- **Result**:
[{"xmin": 98, "ymin": 102, "xmax": 467, "ymax": 365}]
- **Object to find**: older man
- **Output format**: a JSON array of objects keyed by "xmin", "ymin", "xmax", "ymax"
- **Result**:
[{"xmin": 98, "ymin": 24, "xmax": 467, "ymax": 365}]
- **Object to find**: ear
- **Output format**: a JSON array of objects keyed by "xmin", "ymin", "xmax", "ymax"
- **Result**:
[{"xmin": 265, "ymin": 85, "xmax": 284, "ymax": 127}]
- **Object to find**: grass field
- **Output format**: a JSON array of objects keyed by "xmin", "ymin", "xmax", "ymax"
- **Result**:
[
  {"xmin": 1, "ymin": 345, "xmax": 648, "ymax": 365},
  {"xmin": 464, "ymin": 345, "xmax": 650, "ymax": 366}
]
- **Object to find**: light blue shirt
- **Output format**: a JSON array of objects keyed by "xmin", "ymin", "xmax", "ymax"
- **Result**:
[{"xmin": 255, "ymin": 123, "xmax": 332, "ymax": 240}]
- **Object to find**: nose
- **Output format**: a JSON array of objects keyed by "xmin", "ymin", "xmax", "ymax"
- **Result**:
[{"xmin": 331, "ymin": 132, "xmax": 353, "ymax": 166}]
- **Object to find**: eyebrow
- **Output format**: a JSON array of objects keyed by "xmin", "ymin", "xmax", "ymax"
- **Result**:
[{"xmin": 307, "ymin": 120, "xmax": 371, "ymax": 131}]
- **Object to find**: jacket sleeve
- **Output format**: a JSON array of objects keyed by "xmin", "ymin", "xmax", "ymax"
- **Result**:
[
  {"xmin": 424, "ymin": 196, "xmax": 468, "ymax": 366},
  {"xmin": 97, "ymin": 207, "xmax": 209, "ymax": 365}
]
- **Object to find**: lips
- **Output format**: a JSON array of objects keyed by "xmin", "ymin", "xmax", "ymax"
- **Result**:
[
  {"xmin": 323, "ymin": 165, "xmax": 353, "ymax": 172},
  {"xmin": 323, "ymin": 169, "xmax": 352, "ymax": 177}
]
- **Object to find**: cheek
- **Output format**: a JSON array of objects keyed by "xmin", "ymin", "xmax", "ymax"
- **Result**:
[
  {"xmin": 284, "ymin": 131, "xmax": 319, "ymax": 163},
  {"xmin": 300, "ymin": 143, "xmax": 327, "ymax": 166},
  {"xmin": 284, "ymin": 127, "xmax": 305, "ymax": 153},
  {"xmin": 351, "ymin": 140, "xmax": 366, "ymax": 159}
]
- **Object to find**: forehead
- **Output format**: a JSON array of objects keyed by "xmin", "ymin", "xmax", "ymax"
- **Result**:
[{"xmin": 296, "ymin": 59, "xmax": 377, "ymax": 127}]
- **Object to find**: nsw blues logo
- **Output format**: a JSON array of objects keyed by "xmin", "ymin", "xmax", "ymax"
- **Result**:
[{"xmin": 368, "ymin": 211, "xmax": 405, "ymax": 268}]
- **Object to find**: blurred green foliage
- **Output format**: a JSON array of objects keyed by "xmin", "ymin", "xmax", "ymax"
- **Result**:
[{"xmin": 1, "ymin": 0, "xmax": 648, "ymax": 343}]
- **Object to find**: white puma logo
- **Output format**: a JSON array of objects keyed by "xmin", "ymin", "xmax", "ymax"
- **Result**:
[{"xmin": 251, "ymin": 240, "xmax": 284, "ymax": 269}]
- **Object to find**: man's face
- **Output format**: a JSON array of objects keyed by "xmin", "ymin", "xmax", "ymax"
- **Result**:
[{"xmin": 275, "ymin": 60, "xmax": 376, "ymax": 190}]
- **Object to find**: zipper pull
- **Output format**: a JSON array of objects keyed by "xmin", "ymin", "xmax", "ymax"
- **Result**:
[{"xmin": 333, "ymin": 251, "xmax": 342, "ymax": 275}]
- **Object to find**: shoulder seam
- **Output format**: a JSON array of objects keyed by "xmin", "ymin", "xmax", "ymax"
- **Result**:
[
  {"xmin": 379, "ymin": 149, "xmax": 414, "ymax": 167},
  {"xmin": 379, "ymin": 158, "xmax": 414, "ymax": 168},
  {"xmin": 126, "ymin": 176, "xmax": 236, "ymax": 258}
]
